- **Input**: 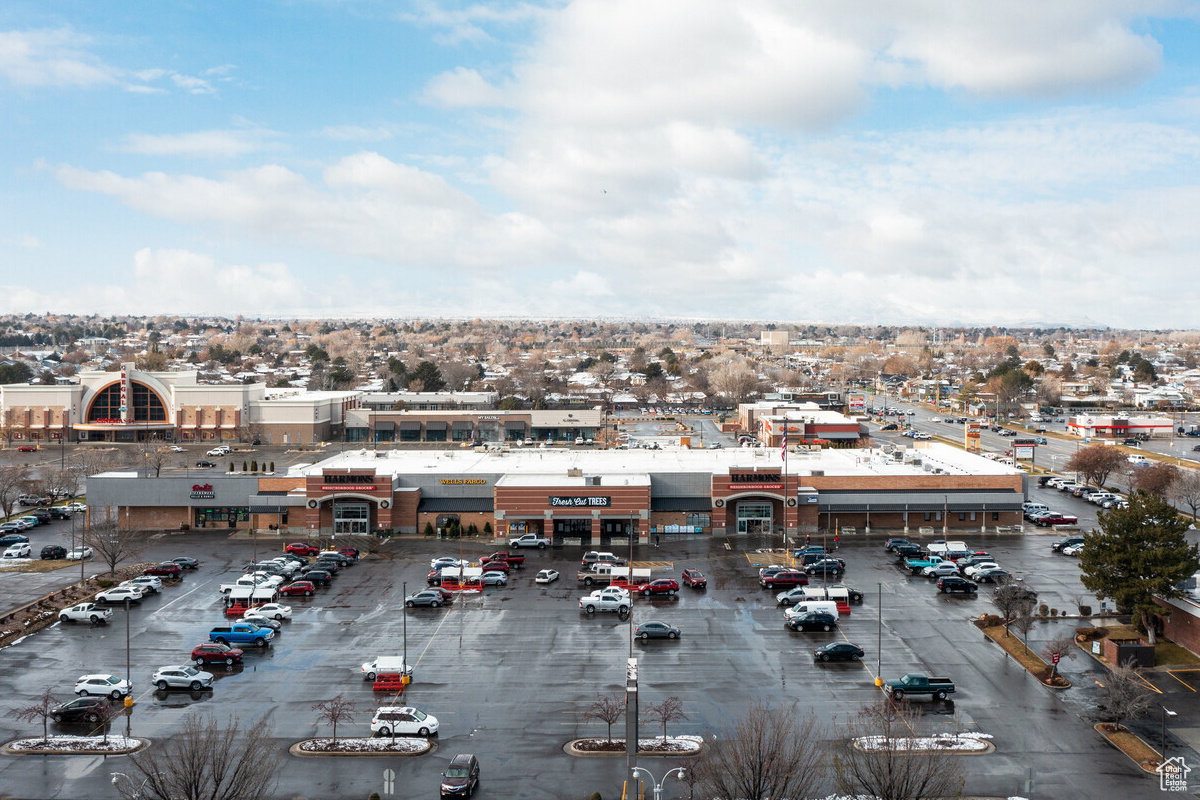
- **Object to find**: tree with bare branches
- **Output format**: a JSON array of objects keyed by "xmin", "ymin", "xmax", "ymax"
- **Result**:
[
  {"xmin": 643, "ymin": 696, "xmax": 686, "ymax": 742},
  {"xmin": 693, "ymin": 700, "xmax": 826, "ymax": 800},
  {"xmin": 833, "ymin": 701, "xmax": 965, "ymax": 800},
  {"xmin": 1132, "ymin": 462, "xmax": 1179, "ymax": 499},
  {"xmin": 0, "ymin": 464, "xmax": 31, "ymax": 520},
  {"xmin": 15, "ymin": 688, "xmax": 59, "ymax": 744},
  {"xmin": 580, "ymin": 693, "xmax": 623, "ymax": 743},
  {"xmin": 1041, "ymin": 634, "xmax": 1077, "ymax": 682},
  {"xmin": 1096, "ymin": 660, "xmax": 1155, "ymax": 727},
  {"xmin": 122, "ymin": 712, "xmax": 279, "ymax": 800},
  {"xmin": 992, "ymin": 583, "xmax": 1034, "ymax": 638},
  {"xmin": 141, "ymin": 440, "xmax": 170, "ymax": 478},
  {"xmin": 312, "ymin": 696, "xmax": 356, "ymax": 744},
  {"xmin": 85, "ymin": 521, "xmax": 146, "ymax": 575},
  {"xmin": 1171, "ymin": 469, "xmax": 1200, "ymax": 522},
  {"xmin": 1065, "ymin": 445, "xmax": 1127, "ymax": 488}
]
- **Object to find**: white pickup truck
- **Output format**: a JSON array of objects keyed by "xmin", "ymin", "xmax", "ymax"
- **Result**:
[
  {"xmin": 509, "ymin": 533, "xmax": 550, "ymax": 549},
  {"xmin": 578, "ymin": 587, "xmax": 631, "ymax": 614},
  {"xmin": 219, "ymin": 574, "xmax": 278, "ymax": 595},
  {"xmin": 58, "ymin": 603, "xmax": 113, "ymax": 624}
]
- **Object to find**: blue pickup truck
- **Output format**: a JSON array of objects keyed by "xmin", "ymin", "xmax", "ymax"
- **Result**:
[
  {"xmin": 903, "ymin": 555, "xmax": 946, "ymax": 574},
  {"xmin": 210, "ymin": 623, "xmax": 275, "ymax": 648}
]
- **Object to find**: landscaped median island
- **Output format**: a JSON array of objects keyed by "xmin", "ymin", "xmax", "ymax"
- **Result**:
[
  {"xmin": 566, "ymin": 735, "xmax": 704, "ymax": 756},
  {"xmin": 2, "ymin": 735, "xmax": 145, "ymax": 755},
  {"xmin": 290, "ymin": 737, "xmax": 433, "ymax": 756},
  {"xmin": 974, "ymin": 614, "xmax": 1073, "ymax": 688},
  {"xmin": 1094, "ymin": 723, "xmax": 1163, "ymax": 775}
]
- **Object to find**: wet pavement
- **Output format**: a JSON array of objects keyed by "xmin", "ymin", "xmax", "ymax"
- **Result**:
[{"xmin": 1, "ymin": 526, "xmax": 1196, "ymax": 799}]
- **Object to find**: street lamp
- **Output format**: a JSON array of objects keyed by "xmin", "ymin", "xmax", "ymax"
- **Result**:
[
  {"xmin": 1162, "ymin": 705, "xmax": 1177, "ymax": 762},
  {"xmin": 111, "ymin": 772, "xmax": 150, "ymax": 798},
  {"xmin": 631, "ymin": 766, "xmax": 687, "ymax": 800}
]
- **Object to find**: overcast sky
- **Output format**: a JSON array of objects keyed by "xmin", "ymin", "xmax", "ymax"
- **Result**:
[{"xmin": 2, "ymin": 1, "xmax": 1199, "ymax": 327}]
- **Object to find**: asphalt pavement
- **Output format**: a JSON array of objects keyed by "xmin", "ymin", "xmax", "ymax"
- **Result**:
[{"xmin": 1, "ymin": 523, "xmax": 1193, "ymax": 799}]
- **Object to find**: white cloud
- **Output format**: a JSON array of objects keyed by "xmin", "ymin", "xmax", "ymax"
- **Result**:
[
  {"xmin": 400, "ymin": 1, "xmax": 547, "ymax": 46},
  {"xmin": 0, "ymin": 28, "xmax": 118, "ymax": 88},
  {"xmin": 319, "ymin": 125, "xmax": 396, "ymax": 142},
  {"xmin": 422, "ymin": 67, "xmax": 509, "ymax": 108},
  {"xmin": 119, "ymin": 128, "xmax": 279, "ymax": 158}
]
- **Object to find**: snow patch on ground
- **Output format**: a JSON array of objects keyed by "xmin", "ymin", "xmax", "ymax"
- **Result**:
[
  {"xmin": 9, "ymin": 735, "xmax": 140, "ymax": 752},
  {"xmin": 298, "ymin": 737, "xmax": 428, "ymax": 753},
  {"xmin": 854, "ymin": 732, "xmax": 993, "ymax": 752}
]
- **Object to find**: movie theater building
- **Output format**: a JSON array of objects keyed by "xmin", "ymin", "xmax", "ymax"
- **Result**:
[
  {"xmin": 0, "ymin": 363, "xmax": 361, "ymax": 444},
  {"xmin": 86, "ymin": 442, "xmax": 1024, "ymax": 542}
]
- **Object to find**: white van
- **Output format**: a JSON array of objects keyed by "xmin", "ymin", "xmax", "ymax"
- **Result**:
[
  {"xmin": 783, "ymin": 600, "xmax": 840, "ymax": 620},
  {"xmin": 361, "ymin": 657, "xmax": 412, "ymax": 680}
]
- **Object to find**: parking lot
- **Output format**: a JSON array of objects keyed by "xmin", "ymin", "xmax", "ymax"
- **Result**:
[{"xmin": 1, "ymin": 520, "xmax": 1196, "ymax": 799}]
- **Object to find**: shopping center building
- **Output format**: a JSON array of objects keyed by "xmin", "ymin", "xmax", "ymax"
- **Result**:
[{"xmin": 85, "ymin": 442, "xmax": 1025, "ymax": 543}]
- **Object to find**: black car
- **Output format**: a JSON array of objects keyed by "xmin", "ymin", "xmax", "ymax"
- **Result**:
[
  {"xmin": 1051, "ymin": 536, "xmax": 1085, "ymax": 553},
  {"xmin": 51, "ymin": 696, "xmax": 109, "ymax": 724},
  {"xmin": 800, "ymin": 552, "xmax": 843, "ymax": 567},
  {"xmin": 884, "ymin": 537, "xmax": 913, "ymax": 552},
  {"xmin": 312, "ymin": 559, "xmax": 341, "ymax": 575},
  {"xmin": 441, "ymin": 753, "xmax": 480, "ymax": 798},
  {"xmin": 813, "ymin": 641, "xmax": 865, "ymax": 662},
  {"xmin": 787, "ymin": 611, "xmax": 838, "ymax": 632},
  {"xmin": 40, "ymin": 545, "xmax": 67, "ymax": 560},
  {"xmin": 196, "ymin": 460, "xmax": 216, "ymax": 468},
  {"xmin": 973, "ymin": 568, "xmax": 1011, "ymax": 584},
  {"xmin": 937, "ymin": 576, "xmax": 979, "ymax": 594},
  {"xmin": 0, "ymin": 533, "xmax": 29, "ymax": 547},
  {"xmin": 828, "ymin": 584, "xmax": 864, "ymax": 604},
  {"xmin": 29, "ymin": 509, "xmax": 52, "ymax": 524},
  {"xmin": 805, "ymin": 561, "xmax": 845, "ymax": 578},
  {"xmin": 172, "ymin": 556, "xmax": 200, "ymax": 569},
  {"xmin": 301, "ymin": 569, "xmax": 333, "ymax": 586},
  {"xmin": 49, "ymin": 506, "xmax": 73, "ymax": 519},
  {"xmin": 892, "ymin": 543, "xmax": 922, "ymax": 558}
]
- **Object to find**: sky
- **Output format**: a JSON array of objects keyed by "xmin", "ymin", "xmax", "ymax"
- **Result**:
[{"xmin": 2, "ymin": 1, "xmax": 1199, "ymax": 328}]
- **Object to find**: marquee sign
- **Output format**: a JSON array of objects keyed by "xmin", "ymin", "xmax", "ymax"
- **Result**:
[{"xmin": 190, "ymin": 483, "xmax": 215, "ymax": 500}]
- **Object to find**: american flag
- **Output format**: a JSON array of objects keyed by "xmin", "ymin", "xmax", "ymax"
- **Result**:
[{"xmin": 781, "ymin": 430, "xmax": 787, "ymax": 462}]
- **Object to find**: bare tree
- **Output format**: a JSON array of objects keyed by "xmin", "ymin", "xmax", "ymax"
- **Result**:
[
  {"xmin": 84, "ymin": 521, "xmax": 146, "ymax": 575},
  {"xmin": 1065, "ymin": 445, "xmax": 1127, "ymax": 488},
  {"xmin": 1171, "ymin": 469, "xmax": 1200, "ymax": 522},
  {"xmin": 312, "ymin": 696, "xmax": 356, "ymax": 744},
  {"xmin": 1012, "ymin": 597, "xmax": 1037, "ymax": 654},
  {"xmin": 643, "ymin": 696, "xmax": 687, "ymax": 742},
  {"xmin": 1132, "ymin": 462, "xmax": 1179, "ymax": 499},
  {"xmin": 15, "ymin": 688, "xmax": 59, "ymax": 744},
  {"xmin": 833, "ymin": 701, "xmax": 965, "ymax": 800},
  {"xmin": 1096, "ymin": 660, "xmax": 1155, "ymax": 728},
  {"xmin": 0, "ymin": 464, "xmax": 31, "ymax": 520},
  {"xmin": 707, "ymin": 358, "xmax": 761, "ymax": 404},
  {"xmin": 47, "ymin": 467, "xmax": 81, "ymax": 501},
  {"xmin": 141, "ymin": 440, "xmax": 170, "ymax": 478},
  {"xmin": 693, "ymin": 700, "xmax": 826, "ymax": 800},
  {"xmin": 992, "ymin": 583, "xmax": 1032, "ymax": 637},
  {"xmin": 122, "ymin": 713, "xmax": 278, "ymax": 800},
  {"xmin": 579, "ymin": 693, "xmax": 623, "ymax": 743},
  {"xmin": 96, "ymin": 700, "xmax": 122, "ymax": 744},
  {"xmin": 1041, "ymin": 634, "xmax": 1078, "ymax": 681}
]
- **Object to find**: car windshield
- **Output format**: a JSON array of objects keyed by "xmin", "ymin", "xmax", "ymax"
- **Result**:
[
  {"xmin": 446, "ymin": 766, "xmax": 470, "ymax": 778},
  {"xmin": 411, "ymin": 709, "xmax": 427, "ymax": 721},
  {"xmin": 103, "ymin": 676, "xmax": 120, "ymax": 685}
]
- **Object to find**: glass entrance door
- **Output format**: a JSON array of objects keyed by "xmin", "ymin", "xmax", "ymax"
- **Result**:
[
  {"xmin": 736, "ymin": 502, "xmax": 772, "ymax": 535},
  {"xmin": 333, "ymin": 502, "xmax": 369, "ymax": 535}
]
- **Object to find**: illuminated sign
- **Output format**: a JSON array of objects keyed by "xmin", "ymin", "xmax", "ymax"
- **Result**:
[
  {"xmin": 441, "ymin": 478, "xmax": 487, "ymax": 485},
  {"xmin": 730, "ymin": 472, "xmax": 781, "ymax": 483},
  {"xmin": 190, "ymin": 483, "xmax": 215, "ymax": 499}
]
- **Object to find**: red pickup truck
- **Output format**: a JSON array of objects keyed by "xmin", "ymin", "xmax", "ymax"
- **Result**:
[
  {"xmin": 1036, "ymin": 513, "xmax": 1078, "ymax": 527},
  {"xmin": 487, "ymin": 551, "xmax": 524, "ymax": 568}
]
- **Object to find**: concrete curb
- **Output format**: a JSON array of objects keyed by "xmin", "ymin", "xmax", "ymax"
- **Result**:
[
  {"xmin": 1, "ymin": 737, "xmax": 149, "ymax": 756},
  {"xmin": 1093, "ymin": 723, "xmax": 1159, "ymax": 775},
  {"xmin": 563, "ymin": 739, "xmax": 704, "ymax": 758},
  {"xmin": 288, "ymin": 738, "xmax": 434, "ymax": 758}
]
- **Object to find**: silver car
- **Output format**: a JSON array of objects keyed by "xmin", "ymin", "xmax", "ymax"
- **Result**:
[{"xmin": 151, "ymin": 665, "xmax": 214, "ymax": 691}]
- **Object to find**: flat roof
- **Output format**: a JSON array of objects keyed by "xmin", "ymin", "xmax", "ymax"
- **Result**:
[{"xmin": 304, "ymin": 442, "xmax": 1019, "ymax": 479}]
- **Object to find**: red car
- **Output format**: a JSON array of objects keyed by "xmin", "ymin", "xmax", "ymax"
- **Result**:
[
  {"xmin": 16, "ymin": 444, "xmax": 38, "ymax": 452},
  {"xmin": 479, "ymin": 559, "xmax": 511, "ymax": 573},
  {"xmin": 337, "ymin": 546, "xmax": 360, "ymax": 561},
  {"xmin": 285, "ymin": 543, "xmax": 319, "ymax": 556},
  {"xmin": 681, "ymin": 568, "xmax": 707, "ymax": 589},
  {"xmin": 761, "ymin": 569, "xmax": 809, "ymax": 589},
  {"xmin": 279, "ymin": 580, "xmax": 316, "ymax": 596},
  {"xmin": 1036, "ymin": 513, "xmax": 1078, "ymax": 527},
  {"xmin": 191, "ymin": 642, "xmax": 245, "ymax": 666},
  {"xmin": 143, "ymin": 562, "xmax": 182, "ymax": 578},
  {"xmin": 640, "ymin": 579, "xmax": 679, "ymax": 597}
]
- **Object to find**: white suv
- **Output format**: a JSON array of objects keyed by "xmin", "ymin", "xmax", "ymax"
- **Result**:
[
  {"xmin": 75, "ymin": 674, "xmax": 132, "ymax": 698},
  {"xmin": 207, "ymin": 445, "xmax": 231, "ymax": 456}
]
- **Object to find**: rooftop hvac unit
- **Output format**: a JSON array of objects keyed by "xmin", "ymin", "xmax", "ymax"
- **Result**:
[
  {"xmin": 585, "ymin": 475, "xmax": 602, "ymax": 486},
  {"xmin": 566, "ymin": 468, "xmax": 583, "ymax": 477}
]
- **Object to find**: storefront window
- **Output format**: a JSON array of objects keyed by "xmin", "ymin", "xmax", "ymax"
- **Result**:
[
  {"xmin": 194, "ymin": 507, "xmax": 249, "ymax": 528},
  {"xmin": 553, "ymin": 518, "xmax": 591, "ymax": 536},
  {"xmin": 685, "ymin": 513, "xmax": 711, "ymax": 528},
  {"xmin": 425, "ymin": 428, "xmax": 447, "ymax": 442}
]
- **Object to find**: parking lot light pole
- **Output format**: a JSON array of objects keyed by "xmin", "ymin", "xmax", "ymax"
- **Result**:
[
  {"xmin": 124, "ymin": 596, "xmax": 133, "ymax": 707},
  {"xmin": 631, "ymin": 766, "xmax": 686, "ymax": 800},
  {"xmin": 402, "ymin": 581, "xmax": 407, "ymax": 670},
  {"xmin": 111, "ymin": 772, "xmax": 149, "ymax": 798},
  {"xmin": 1162, "ymin": 705, "xmax": 1176, "ymax": 761},
  {"xmin": 876, "ymin": 582, "xmax": 883, "ymax": 686}
]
